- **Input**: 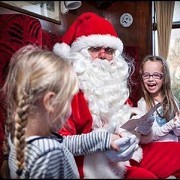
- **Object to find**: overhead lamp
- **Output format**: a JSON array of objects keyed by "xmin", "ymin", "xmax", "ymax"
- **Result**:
[{"xmin": 61, "ymin": 1, "xmax": 82, "ymax": 15}]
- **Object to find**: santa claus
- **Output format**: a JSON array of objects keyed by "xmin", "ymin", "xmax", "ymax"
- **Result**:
[{"xmin": 54, "ymin": 12, "xmax": 180, "ymax": 179}]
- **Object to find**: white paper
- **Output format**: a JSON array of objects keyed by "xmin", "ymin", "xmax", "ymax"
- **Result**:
[{"xmin": 120, "ymin": 102, "xmax": 161, "ymax": 131}]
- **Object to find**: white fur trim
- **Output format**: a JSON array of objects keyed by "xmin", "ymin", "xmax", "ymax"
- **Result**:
[
  {"xmin": 71, "ymin": 34, "xmax": 123, "ymax": 54},
  {"xmin": 53, "ymin": 42, "xmax": 70, "ymax": 59},
  {"xmin": 83, "ymin": 152, "xmax": 129, "ymax": 179}
]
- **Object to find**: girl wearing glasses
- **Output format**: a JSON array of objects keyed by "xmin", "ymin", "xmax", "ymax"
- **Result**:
[
  {"xmin": 138, "ymin": 55, "xmax": 180, "ymax": 142},
  {"xmin": 132, "ymin": 55, "xmax": 180, "ymax": 179}
]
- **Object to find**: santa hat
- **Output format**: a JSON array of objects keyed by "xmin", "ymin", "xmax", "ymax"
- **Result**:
[{"xmin": 53, "ymin": 12, "xmax": 123, "ymax": 59}]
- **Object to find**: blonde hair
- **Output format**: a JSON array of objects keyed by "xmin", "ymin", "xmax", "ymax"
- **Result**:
[
  {"xmin": 139, "ymin": 55, "xmax": 179, "ymax": 120},
  {"xmin": 1, "ymin": 45, "xmax": 78, "ymax": 178}
]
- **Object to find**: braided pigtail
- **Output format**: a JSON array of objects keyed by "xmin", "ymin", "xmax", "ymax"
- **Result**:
[
  {"xmin": 0, "ymin": 87, "xmax": 11, "ymax": 178},
  {"xmin": 14, "ymin": 90, "xmax": 31, "ymax": 178},
  {"xmin": 0, "ymin": 124, "xmax": 10, "ymax": 179}
]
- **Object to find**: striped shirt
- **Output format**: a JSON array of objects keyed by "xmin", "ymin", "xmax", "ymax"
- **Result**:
[{"xmin": 8, "ymin": 131, "xmax": 111, "ymax": 179}]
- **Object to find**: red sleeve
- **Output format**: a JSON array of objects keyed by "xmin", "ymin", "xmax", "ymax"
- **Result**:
[
  {"xmin": 125, "ymin": 98, "xmax": 134, "ymax": 107},
  {"xmin": 59, "ymin": 91, "xmax": 93, "ymax": 135}
]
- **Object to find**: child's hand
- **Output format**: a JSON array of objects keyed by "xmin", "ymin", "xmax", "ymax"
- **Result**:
[
  {"xmin": 106, "ymin": 135, "xmax": 138, "ymax": 162},
  {"xmin": 152, "ymin": 111, "xmax": 180, "ymax": 140},
  {"xmin": 110, "ymin": 134, "xmax": 122, "ymax": 151},
  {"xmin": 174, "ymin": 110, "xmax": 180, "ymax": 128}
]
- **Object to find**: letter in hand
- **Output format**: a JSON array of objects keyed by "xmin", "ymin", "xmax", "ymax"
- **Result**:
[
  {"xmin": 105, "ymin": 135, "xmax": 138, "ymax": 162},
  {"xmin": 136, "ymin": 103, "xmax": 161, "ymax": 135},
  {"xmin": 121, "ymin": 102, "xmax": 162, "ymax": 131},
  {"xmin": 137, "ymin": 115, "xmax": 154, "ymax": 135}
]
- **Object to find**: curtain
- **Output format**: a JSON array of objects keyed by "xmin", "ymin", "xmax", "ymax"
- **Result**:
[{"xmin": 155, "ymin": 1, "xmax": 175, "ymax": 59}]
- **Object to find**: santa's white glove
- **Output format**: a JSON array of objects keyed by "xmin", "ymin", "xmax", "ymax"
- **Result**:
[
  {"xmin": 105, "ymin": 135, "xmax": 138, "ymax": 162},
  {"xmin": 137, "ymin": 115, "xmax": 154, "ymax": 135}
]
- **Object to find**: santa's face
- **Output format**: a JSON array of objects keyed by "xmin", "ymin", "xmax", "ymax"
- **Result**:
[
  {"xmin": 88, "ymin": 46, "xmax": 115, "ymax": 61},
  {"xmin": 68, "ymin": 48, "xmax": 132, "ymax": 130}
]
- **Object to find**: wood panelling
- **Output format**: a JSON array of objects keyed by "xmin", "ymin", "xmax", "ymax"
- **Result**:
[{"xmin": 106, "ymin": 1, "xmax": 152, "ymax": 61}]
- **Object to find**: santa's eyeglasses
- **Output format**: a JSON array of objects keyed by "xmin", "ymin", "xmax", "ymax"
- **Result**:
[{"xmin": 88, "ymin": 47, "xmax": 115, "ymax": 55}]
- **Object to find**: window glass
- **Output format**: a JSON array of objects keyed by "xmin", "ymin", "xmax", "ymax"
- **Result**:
[
  {"xmin": 173, "ymin": 1, "xmax": 180, "ymax": 22},
  {"xmin": 167, "ymin": 29, "xmax": 180, "ymax": 103}
]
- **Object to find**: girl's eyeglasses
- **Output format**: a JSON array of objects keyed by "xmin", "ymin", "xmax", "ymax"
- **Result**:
[{"xmin": 142, "ymin": 72, "xmax": 163, "ymax": 80}]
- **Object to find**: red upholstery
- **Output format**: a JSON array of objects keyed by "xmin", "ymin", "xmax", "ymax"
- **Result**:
[
  {"xmin": 42, "ymin": 30, "xmax": 59, "ymax": 51},
  {"xmin": 0, "ymin": 14, "xmax": 59, "ymax": 170},
  {"xmin": 0, "ymin": 14, "xmax": 43, "ymax": 85}
]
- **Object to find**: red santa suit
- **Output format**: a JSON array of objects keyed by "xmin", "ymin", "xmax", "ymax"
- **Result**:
[
  {"xmin": 54, "ymin": 12, "xmax": 180, "ymax": 179},
  {"xmin": 59, "ymin": 91, "xmax": 155, "ymax": 179}
]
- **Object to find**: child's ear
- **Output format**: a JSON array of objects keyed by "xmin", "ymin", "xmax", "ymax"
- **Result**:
[{"xmin": 43, "ymin": 92, "xmax": 56, "ymax": 113}]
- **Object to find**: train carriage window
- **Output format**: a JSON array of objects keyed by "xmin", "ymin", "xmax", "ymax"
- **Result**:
[{"xmin": 153, "ymin": 1, "xmax": 180, "ymax": 103}]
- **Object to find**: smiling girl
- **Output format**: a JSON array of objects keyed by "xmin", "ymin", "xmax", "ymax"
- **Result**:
[
  {"xmin": 138, "ymin": 55, "xmax": 180, "ymax": 142},
  {"xmin": 131, "ymin": 55, "xmax": 180, "ymax": 179}
]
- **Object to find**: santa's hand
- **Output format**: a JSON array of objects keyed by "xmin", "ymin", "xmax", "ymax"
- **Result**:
[
  {"xmin": 137, "ymin": 115, "xmax": 154, "ymax": 135},
  {"xmin": 105, "ymin": 135, "xmax": 138, "ymax": 162}
]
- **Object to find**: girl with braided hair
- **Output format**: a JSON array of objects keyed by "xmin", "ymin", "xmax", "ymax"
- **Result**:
[{"xmin": 0, "ymin": 45, "xmax": 138, "ymax": 179}]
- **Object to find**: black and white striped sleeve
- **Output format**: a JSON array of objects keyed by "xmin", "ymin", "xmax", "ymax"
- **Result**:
[{"xmin": 62, "ymin": 131, "xmax": 111, "ymax": 155}]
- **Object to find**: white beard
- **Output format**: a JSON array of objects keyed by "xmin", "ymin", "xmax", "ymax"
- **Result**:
[
  {"xmin": 68, "ymin": 49, "xmax": 143, "ymax": 178},
  {"xmin": 69, "ymin": 49, "xmax": 132, "ymax": 133}
]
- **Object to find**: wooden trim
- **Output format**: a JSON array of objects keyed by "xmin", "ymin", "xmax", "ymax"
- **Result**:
[{"xmin": 153, "ymin": 21, "xmax": 180, "ymax": 31}]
